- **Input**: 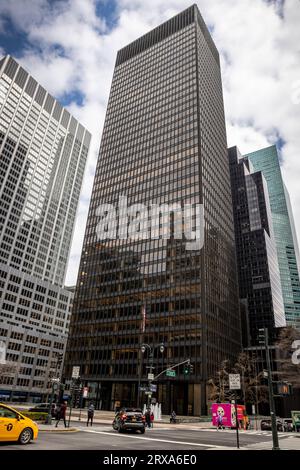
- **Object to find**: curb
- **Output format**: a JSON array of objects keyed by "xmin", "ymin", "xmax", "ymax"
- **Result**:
[{"xmin": 39, "ymin": 428, "xmax": 80, "ymax": 433}]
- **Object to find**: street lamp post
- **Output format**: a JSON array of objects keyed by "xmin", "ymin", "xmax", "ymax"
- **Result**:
[{"xmin": 141, "ymin": 343, "xmax": 165, "ymax": 408}]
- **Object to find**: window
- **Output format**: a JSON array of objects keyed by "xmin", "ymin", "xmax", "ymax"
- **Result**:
[{"xmin": 0, "ymin": 406, "xmax": 17, "ymax": 418}]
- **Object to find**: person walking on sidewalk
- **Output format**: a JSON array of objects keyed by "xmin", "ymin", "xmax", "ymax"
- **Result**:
[
  {"xmin": 150, "ymin": 411, "xmax": 154, "ymax": 428},
  {"xmin": 55, "ymin": 401, "xmax": 67, "ymax": 428},
  {"xmin": 87, "ymin": 402, "xmax": 95, "ymax": 427},
  {"xmin": 145, "ymin": 408, "xmax": 151, "ymax": 428},
  {"xmin": 51, "ymin": 403, "xmax": 56, "ymax": 419},
  {"xmin": 170, "ymin": 410, "xmax": 177, "ymax": 424},
  {"xmin": 217, "ymin": 412, "xmax": 224, "ymax": 430}
]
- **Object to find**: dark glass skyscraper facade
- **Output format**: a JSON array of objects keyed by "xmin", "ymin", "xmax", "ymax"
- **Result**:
[
  {"xmin": 245, "ymin": 145, "xmax": 300, "ymax": 330},
  {"xmin": 65, "ymin": 5, "xmax": 241, "ymax": 415},
  {"xmin": 229, "ymin": 147, "xmax": 285, "ymax": 346}
]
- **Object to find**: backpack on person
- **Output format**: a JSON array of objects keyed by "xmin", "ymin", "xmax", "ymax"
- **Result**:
[{"xmin": 56, "ymin": 404, "xmax": 61, "ymax": 417}]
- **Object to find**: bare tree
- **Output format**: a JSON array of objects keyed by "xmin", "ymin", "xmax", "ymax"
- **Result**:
[
  {"xmin": 207, "ymin": 360, "xmax": 235, "ymax": 402},
  {"xmin": 207, "ymin": 353, "xmax": 268, "ymax": 406},
  {"xmin": 276, "ymin": 326, "xmax": 300, "ymax": 389},
  {"xmin": 233, "ymin": 352, "xmax": 268, "ymax": 405}
]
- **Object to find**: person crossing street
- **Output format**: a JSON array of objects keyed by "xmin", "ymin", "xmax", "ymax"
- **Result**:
[
  {"xmin": 87, "ymin": 402, "xmax": 95, "ymax": 426},
  {"xmin": 55, "ymin": 401, "xmax": 67, "ymax": 428}
]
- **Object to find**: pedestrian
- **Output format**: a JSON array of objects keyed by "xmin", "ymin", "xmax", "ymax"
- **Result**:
[
  {"xmin": 217, "ymin": 412, "xmax": 224, "ymax": 430},
  {"xmin": 55, "ymin": 401, "xmax": 67, "ymax": 428},
  {"xmin": 51, "ymin": 403, "xmax": 56, "ymax": 419},
  {"xmin": 170, "ymin": 410, "xmax": 177, "ymax": 424},
  {"xmin": 150, "ymin": 411, "xmax": 154, "ymax": 428},
  {"xmin": 243, "ymin": 415, "xmax": 249, "ymax": 430},
  {"xmin": 145, "ymin": 408, "xmax": 151, "ymax": 428},
  {"xmin": 87, "ymin": 402, "xmax": 95, "ymax": 427}
]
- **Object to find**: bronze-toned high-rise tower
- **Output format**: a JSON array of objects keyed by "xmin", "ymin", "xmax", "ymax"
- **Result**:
[{"xmin": 65, "ymin": 4, "xmax": 241, "ymax": 415}]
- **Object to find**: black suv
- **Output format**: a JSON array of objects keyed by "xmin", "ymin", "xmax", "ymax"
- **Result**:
[
  {"xmin": 260, "ymin": 418, "xmax": 284, "ymax": 431},
  {"xmin": 112, "ymin": 408, "xmax": 145, "ymax": 433}
]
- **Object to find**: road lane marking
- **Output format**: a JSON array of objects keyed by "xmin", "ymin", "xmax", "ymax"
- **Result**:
[
  {"xmin": 81, "ymin": 429, "xmax": 246, "ymax": 449},
  {"xmin": 189, "ymin": 428, "xmax": 287, "ymax": 436}
]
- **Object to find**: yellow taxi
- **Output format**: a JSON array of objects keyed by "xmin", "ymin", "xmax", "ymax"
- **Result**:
[{"xmin": 0, "ymin": 403, "xmax": 39, "ymax": 444}]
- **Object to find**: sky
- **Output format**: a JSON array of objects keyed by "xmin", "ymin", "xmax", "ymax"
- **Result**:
[{"xmin": 0, "ymin": 0, "xmax": 299, "ymax": 286}]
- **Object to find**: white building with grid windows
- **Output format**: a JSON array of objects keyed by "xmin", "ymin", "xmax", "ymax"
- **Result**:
[{"xmin": 0, "ymin": 55, "xmax": 90, "ymax": 402}]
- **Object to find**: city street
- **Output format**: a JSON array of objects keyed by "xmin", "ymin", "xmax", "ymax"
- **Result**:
[{"xmin": 1, "ymin": 422, "xmax": 299, "ymax": 450}]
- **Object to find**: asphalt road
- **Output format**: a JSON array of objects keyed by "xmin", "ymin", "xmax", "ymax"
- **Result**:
[{"xmin": 0, "ymin": 424, "xmax": 296, "ymax": 450}]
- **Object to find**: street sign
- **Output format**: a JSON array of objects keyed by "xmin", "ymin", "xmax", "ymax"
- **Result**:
[
  {"xmin": 150, "ymin": 384, "xmax": 157, "ymax": 392},
  {"xmin": 145, "ymin": 391, "xmax": 152, "ymax": 395},
  {"xmin": 148, "ymin": 373, "xmax": 154, "ymax": 380},
  {"xmin": 72, "ymin": 366, "xmax": 80, "ymax": 379},
  {"xmin": 139, "ymin": 386, "xmax": 147, "ymax": 391},
  {"xmin": 166, "ymin": 369, "xmax": 176, "ymax": 377},
  {"xmin": 263, "ymin": 370, "xmax": 268, "ymax": 378},
  {"xmin": 229, "ymin": 374, "xmax": 241, "ymax": 390},
  {"xmin": 83, "ymin": 387, "xmax": 88, "ymax": 398}
]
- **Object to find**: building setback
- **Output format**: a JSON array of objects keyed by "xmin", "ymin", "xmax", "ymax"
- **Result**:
[
  {"xmin": 245, "ymin": 145, "xmax": 300, "ymax": 330},
  {"xmin": 0, "ymin": 55, "xmax": 90, "ymax": 402},
  {"xmin": 229, "ymin": 146, "xmax": 285, "ymax": 346},
  {"xmin": 64, "ymin": 5, "xmax": 241, "ymax": 415}
]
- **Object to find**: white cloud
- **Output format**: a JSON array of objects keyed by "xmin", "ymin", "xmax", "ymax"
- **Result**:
[{"xmin": 0, "ymin": 0, "xmax": 299, "ymax": 286}]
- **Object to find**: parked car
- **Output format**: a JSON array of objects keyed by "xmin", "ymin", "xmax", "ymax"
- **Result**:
[
  {"xmin": 0, "ymin": 403, "xmax": 39, "ymax": 444},
  {"xmin": 260, "ymin": 418, "xmax": 284, "ymax": 431},
  {"xmin": 28, "ymin": 403, "xmax": 50, "ymax": 413},
  {"xmin": 112, "ymin": 408, "xmax": 145, "ymax": 433}
]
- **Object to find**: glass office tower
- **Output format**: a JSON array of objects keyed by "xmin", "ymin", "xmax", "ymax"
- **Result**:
[
  {"xmin": 245, "ymin": 145, "xmax": 300, "ymax": 330},
  {"xmin": 229, "ymin": 146, "xmax": 285, "ymax": 346},
  {"xmin": 0, "ymin": 56, "xmax": 90, "ymax": 287},
  {"xmin": 0, "ymin": 55, "xmax": 90, "ymax": 401},
  {"xmin": 65, "ymin": 5, "xmax": 241, "ymax": 415}
]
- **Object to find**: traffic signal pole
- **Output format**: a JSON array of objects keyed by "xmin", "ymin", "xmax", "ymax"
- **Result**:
[
  {"xmin": 67, "ymin": 378, "xmax": 75, "ymax": 428},
  {"xmin": 259, "ymin": 328, "xmax": 280, "ymax": 451},
  {"xmin": 234, "ymin": 393, "xmax": 240, "ymax": 449},
  {"xmin": 45, "ymin": 352, "xmax": 63, "ymax": 424}
]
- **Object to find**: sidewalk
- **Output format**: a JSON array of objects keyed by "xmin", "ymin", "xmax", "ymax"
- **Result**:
[
  {"xmin": 36, "ymin": 411, "xmax": 212, "ymax": 432},
  {"xmin": 68, "ymin": 409, "xmax": 212, "ymax": 427},
  {"xmin": 36, "ymin": 410, "xmax": 280, "ymax": 431},
  {"xmin": 246, "ymin": 435, "xmax": 300, "ymax": 450}
]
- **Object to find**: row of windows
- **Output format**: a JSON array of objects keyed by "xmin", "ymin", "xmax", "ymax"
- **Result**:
[{"xmin": 0, "ymin": 79, "xmax": 89, "ymax": 285}]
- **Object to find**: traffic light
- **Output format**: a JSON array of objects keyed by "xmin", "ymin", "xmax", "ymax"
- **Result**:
[
  {"xmin": 58, "ymin": 383, "xmax": 65, "ymax": 402},
  {"xmin": 72, "ymin": 381, "xmax": 83, "ymax": 408},
  {"xmin": 189, "ymin": 364, "xmax": 194, "ymax": 374},
  {"xmin": 183, "ymin": 362, "xmax": 190, "ymax": 375},
  {"xmin": 277, "ymin": 382, "xmax": 293, "ymax": 396}
]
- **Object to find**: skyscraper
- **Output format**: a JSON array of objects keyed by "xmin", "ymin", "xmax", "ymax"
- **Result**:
[
  {"xmin": 229, "ymin": 146, "xmax": 285, "ymax": 346},
  {"xmin": 0, "ymin": 55, "xmax": 90, "ymax": 401},
  {"xmin": 245, "ymin": 145, "xmax": 300, "ymax": 330},
  {"xmin": 65, "ymin": 5, "xmax": 241, "ymax": 415}
]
